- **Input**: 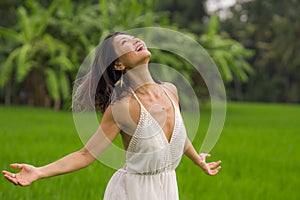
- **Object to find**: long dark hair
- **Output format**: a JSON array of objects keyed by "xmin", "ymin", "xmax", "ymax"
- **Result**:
[
  {"xmin": 94, "ymin": 32, "xmax": 128, "ymax": 112},
  {"xmin": 73, "ymin": 32, "xmax": 160, "ymax": 113},
  {"xmin": 73, "ymin": 32, "xmax": 126, "ymax": 113}
]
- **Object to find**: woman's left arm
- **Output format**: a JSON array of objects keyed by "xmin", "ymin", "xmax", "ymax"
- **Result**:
[
  {"xmin": 163, "ymin": 82, "xmax": 222, "ymax": 175},
  {"xmin": 184, "ymin": 139, "xmax": 221, "ymax": 176}
]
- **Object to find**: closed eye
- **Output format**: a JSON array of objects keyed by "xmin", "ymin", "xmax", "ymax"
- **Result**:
[
  {"xmin": 120, "ymin": 36, "xmax": 135, "ymax": 45},
  {"xmin": 121, "ymin": 40, "xmax": 128, "ymax": 45}
]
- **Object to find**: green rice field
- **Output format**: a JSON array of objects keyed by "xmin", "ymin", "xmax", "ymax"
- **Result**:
[{"xmin": 0, "ymin": 102, "xmax": 299, "ymax": 200}]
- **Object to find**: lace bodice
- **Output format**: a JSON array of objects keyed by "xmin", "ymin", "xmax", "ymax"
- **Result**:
[{"xmin": 124, "ymin": 86, "xmax": 187, "ymax": 174}]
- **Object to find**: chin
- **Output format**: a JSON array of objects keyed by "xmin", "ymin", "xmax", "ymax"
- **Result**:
[
  {"xmin": 143, "ymin": 50, "xmax": 151, "ymax": 58},
  {"xmin": 136, "ymin": 50, "xmax": 151, "ymax": 60},
  {"xmin": 145, "ymin": 51, "xmax": 151, "ymax": 58}
]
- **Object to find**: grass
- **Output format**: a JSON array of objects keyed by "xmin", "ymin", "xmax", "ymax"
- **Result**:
[{"xmin": 0, "ymin": 103, "xmax": 299, "ymax": 200}]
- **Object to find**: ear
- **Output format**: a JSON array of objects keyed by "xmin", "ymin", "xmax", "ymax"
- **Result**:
[{"xmin": 114, "ymin": 60, "xmax": 126, "ymax": 71}]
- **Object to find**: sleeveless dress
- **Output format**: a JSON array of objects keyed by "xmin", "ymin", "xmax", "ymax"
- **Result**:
[{"xmin": 103, "ymin": 87, "xmax": 187, "ymax": 200}]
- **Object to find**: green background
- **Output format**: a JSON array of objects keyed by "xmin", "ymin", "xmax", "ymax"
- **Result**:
[{"xmin": 1, "ymin": 103, "xmax": 299, "ymax": 199}]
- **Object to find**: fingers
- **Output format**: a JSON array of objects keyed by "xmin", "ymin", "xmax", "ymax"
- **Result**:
[
  {"xmin": 2, "ymin": 170, "xmax": 13, "ymax": 177},
  {"xmin": 2, "ymin": 170, "xmax": 19, "ymax": 185},
  {"xmin": 10, "ymin": 163, "xmax": 24, "ymax": 169},
  {"xmin": 208, "ymin": 160, "xmax": 222, "ymax": 168},
  {"xmin": 199, "ymin": 153, "xmax": 210, "ymax": 163},
  {"xmin": 4, "ymin": 174, "xmax": 19, "ymax": 185},
  {"xmin": 2, "ymin": 170, "xmax": 17, "ymax": 179},
  {"xmin": 205, "ymin": 154, "xmax": 211, "ymax": 159},
  {"xmin": 208, "ymin": 166, "xmax": 222, "ymax": 176},
  {"xmin": 199, "ymin": 153, "xmax": 210, "ymax": 158},
  {"xmin": 3, "ymin": 163, "xmax": 24, "ymax": 186},
  {"xmin": 198, "ymin": 154, "xmax": 222, "ymax": 176},
  {"xmin": 199, "ymin": 153, "xmax": 211, "ymax": 161}
]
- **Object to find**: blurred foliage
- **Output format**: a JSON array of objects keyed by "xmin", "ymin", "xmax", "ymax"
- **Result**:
[
  {"xmin": 0, "ymin": 2, "xmax": 74, "ymax": 109},
  {"xmin": 222, "ymin": 0, "xmax": 300, "ymax": 103},
  {"xmin": 156, "ymin": 0, "xmax": 207, "ymax": 33},
  {"xmin": 200, "ymin": 14, "xmax": 253, "ymax": 83},
  {"xmin": 0, "ymin": 0, "xmax": 254, "ymax": 108},
  {"xmin": 1, "ymin": 0, "xmax": 299, "ymax": 106},
  {"xmin": 0, "ymin": 0, "xmax": 169, "ymax": 108}
]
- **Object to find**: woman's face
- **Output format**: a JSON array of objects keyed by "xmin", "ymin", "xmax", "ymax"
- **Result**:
[{"xmin": 112, "ymin": 34, "xmax": 151, "ymax": 69}]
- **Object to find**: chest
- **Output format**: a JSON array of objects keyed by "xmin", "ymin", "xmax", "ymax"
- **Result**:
[{"xmin": 131, "ymin": 94, "xmax": 176, "ymax": 137}]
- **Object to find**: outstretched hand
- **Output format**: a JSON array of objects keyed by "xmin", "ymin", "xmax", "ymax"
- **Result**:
[
  {"xmin": 2, "ymin": 163, "xmax": 40, "ymax": 186},
  {"xmin": 198, "ymin": 153, "xmax": 221, "ymax": 176}
]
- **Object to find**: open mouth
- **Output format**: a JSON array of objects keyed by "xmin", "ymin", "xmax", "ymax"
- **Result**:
[{"xmin": 135, "ymin": 44, "xmax": 145, "ymax": 51}]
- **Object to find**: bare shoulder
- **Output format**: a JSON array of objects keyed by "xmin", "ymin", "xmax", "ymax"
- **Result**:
[
  {"xmin": 99, "ymin": 104, "xmax": 120, "ymax": 133},
  {"xmin": 161, "ymin": 82, "xmax": 179, "ymax": 102},
  {"xmin": 101, "ymin": 104, "xmax": 115, "ymax": 124},
  {"xmin": 110, "ymin": 95, "xmax": 131, "ymax": 119},
  {"xmin": 110, "ymin": 94, "xmax": 139, "ymax": 131}
]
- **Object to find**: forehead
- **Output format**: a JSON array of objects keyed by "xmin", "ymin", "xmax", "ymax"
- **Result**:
[{"xmin": 113, "ymin": 34, "xmax": 134, "ymax": 43}]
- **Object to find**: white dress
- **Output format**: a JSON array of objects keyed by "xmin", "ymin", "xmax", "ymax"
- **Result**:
[{"xmin": 103, "ymin": 87, "xmax": 187, "ymax": 200}]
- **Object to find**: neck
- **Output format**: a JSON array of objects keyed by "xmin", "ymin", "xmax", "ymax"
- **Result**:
[{"xmin": 125, "ymin": 64, "xmax": 155, "ymax": 91}]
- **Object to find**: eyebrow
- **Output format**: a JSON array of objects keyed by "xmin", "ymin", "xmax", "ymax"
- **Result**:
[{"xmin": 119, "ymin": 36, "xmax": 135, "ymax": 44}]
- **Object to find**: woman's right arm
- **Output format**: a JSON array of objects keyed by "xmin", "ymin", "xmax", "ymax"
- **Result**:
[{"xmin": 2, "ymin": 105, "xmax": 120, "ymax": 186}]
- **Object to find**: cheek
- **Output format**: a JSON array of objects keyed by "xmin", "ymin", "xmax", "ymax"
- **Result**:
[{"xmin": 116, "ymin": 44, "xmax": 133, "ymax": 57}]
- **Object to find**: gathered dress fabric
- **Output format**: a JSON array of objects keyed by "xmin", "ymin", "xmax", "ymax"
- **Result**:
[{"xmin": 103, "ymin": 87, "xmax": 187, "ymax": 200}]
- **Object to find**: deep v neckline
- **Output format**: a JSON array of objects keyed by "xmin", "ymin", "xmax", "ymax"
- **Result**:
[
  {"xmin": 130, "ymin": 86, "xmax": 178, "ymax": 145},
  {"xmin": 140, "ymin": 99, "xmax": 177, "ymax": 145}
]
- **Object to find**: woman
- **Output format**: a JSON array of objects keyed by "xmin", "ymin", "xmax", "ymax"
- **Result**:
[{"xmin": 2, "ymin": 32, "xmax": 221, "ymax": 199}]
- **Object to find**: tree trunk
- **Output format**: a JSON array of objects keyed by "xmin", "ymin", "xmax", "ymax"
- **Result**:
[
  {"xmin": 234, "ymin": 76, "xmax": 243, "ymax": 101},
  {"xmin": 4, "ymin": 81, "xmax": 12, "ymax": 105},
  {"xmin": 25, "ymin": 69, "xmax": 49, "ymax": 107},
  {"xmin": 53, "ymin": 99, "xmax": 61, "ymax": 110}
]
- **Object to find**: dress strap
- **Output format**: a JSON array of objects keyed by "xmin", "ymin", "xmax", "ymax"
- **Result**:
[
  {"xmin": 129, "ymin": 88, "xmax": 143, "ymax": 106},
  {"xmin": 130, "ymin": 85, "xmax": 177, "ymax": 109},
  {"xmin": 159, "ymin": 85, "xmax": 177, "ymax": 108}
]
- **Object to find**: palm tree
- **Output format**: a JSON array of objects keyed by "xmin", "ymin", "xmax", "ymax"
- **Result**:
[
  {"xmin": 199, "ymin": 14, "xmax": 254, "ymax": 83},
  {"xmin": 0, "ymin": 1, "xmax": 77, "ymax": 108}
]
